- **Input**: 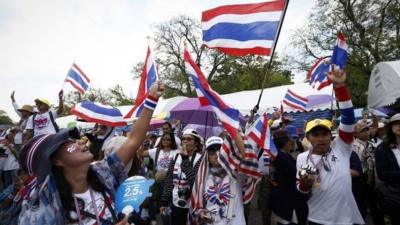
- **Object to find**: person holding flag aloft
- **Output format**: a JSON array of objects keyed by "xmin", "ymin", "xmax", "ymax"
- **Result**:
[
  {"xmin": 189, "ymin": 132, "xmax": 261, "ymax": 225},
  {"xmin": 296, "ymin": 69, "xmax": 364, "ymax": 225}
]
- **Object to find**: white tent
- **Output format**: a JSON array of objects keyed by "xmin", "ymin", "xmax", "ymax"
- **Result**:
[
  {"xmin": 368, "ymin": 60, "xmax": 400, "ymax": 108},
  {"xmin": 220, "ymin": 82, "xmax": 333, "ymax": 115}
]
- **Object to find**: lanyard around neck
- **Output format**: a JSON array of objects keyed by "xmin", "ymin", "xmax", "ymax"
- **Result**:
[{"xmin": 73, "ymin": 189, "xmax": 101, "ymax": 225}]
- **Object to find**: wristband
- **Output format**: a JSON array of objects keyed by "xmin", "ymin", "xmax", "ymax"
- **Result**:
[{"xmin": 144, "ymin": 95, "xmax": 158, "ymax": 111}]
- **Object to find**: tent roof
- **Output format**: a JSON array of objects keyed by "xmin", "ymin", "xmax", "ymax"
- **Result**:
[
  {"xmin": 220, "ymin": 82, "xmax": 333, "ymax": 114},
  {"xmin": 368, "ymin": 60, "xmax": 400, "ymax": 108}
]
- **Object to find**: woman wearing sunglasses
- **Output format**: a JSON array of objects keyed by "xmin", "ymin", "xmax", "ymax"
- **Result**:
[{"xmin": 18, "ymin": 82, "xmax": 164, "ymax": 225}]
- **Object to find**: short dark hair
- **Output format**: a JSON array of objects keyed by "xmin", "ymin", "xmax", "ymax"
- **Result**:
[{"xmin": 273, "ymin": 129, "xmax": 291, "ymax": 149}]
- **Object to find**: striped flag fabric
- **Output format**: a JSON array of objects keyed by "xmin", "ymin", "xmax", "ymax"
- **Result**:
[
  {"xmin": 201, "ymin": 0, "xmax": 287, "ymax": 56},
  {"xmin": 71, "ymin": 101, "xmax": 127, "ymax": 127},
  {"xmin": 247, "ymin": 112, "xmax": 278, "ymax": 158},
  {"xmin": 282, "ymin": 89, "xmax": 308, "ymax": 111},
  {"xmin": 124, "ymin": 47, "xmax": 158, "ymax": 119},
  {"xmin": 65, "ymin": 63, "xmax": 91, "ymax": 94},
  {"xmin": 184, "ymin": 48, "xmax": 240, "ymax": 138},
  {"xmin": 307, "ymin": 57, "xmax": 331, "ymax": 90},
  {"xmin": 331, "ymin": 32, "xmax": 348, "ymax": 70},
  {"xmin": 308, "ymin": 32, "xmax": 348, "ymax": 90}
]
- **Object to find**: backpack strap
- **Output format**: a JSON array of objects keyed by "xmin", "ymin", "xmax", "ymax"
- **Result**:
[
  {"xmin": 32, "ymin": 114, "xmax": 37, "ymax": 136},
  {"xmin": 154, "ymin": 148, "xmax": 161, "ymax": 170},
  {"xmin": 48, "ymin": 111, "xmax": 60, "ymax": 133}
]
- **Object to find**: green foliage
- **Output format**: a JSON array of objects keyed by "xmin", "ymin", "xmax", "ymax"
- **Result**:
[
  {"xmin": 290, "ymin": 0, "xmax": 400, "ymax": 107},
  {"xmin": 0, "ymin": 110, "xmax": 13, "ymax": 125}
]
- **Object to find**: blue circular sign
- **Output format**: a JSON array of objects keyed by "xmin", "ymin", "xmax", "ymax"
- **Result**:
[{"xmin": 115, "ymin": 176, "xmax": 154, "ymax": 214}]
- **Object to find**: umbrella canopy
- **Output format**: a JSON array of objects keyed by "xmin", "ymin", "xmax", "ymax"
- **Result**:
[
  {"xmin": 150, "ymin": 119, "xmax": 166, "ymax": 130},
  {"xmin": 184, "ymin": 124, "xmax": 223, "ymax": 139},
  {"xmin": 170, "ymin": 98, "xmax": 219, "ymax": 127},
  {"xmin": 71, "ymin": 101, "xmax": 127, "ymax": 127}
]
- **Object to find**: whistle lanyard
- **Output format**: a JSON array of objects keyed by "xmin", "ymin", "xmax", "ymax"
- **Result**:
[
  {"xmin": 306, "ymin": 149, "xmax": 331, "ymax": 184},
  {"xmin": 73, "ymin": 189, "xmax": 101, "ymax": 225}
]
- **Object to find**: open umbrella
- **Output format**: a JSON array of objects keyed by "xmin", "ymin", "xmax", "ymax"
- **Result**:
[
  {"xmin": 71, "ymin": 101, "xmax": 127, "ymax": 127},
  {"xmin": 150, "ymin": 119, "xmax": 166, "ymax": 130},
  {"xmin": 170, "ymin": 98, "xmax": 219, "ymax": 127}
]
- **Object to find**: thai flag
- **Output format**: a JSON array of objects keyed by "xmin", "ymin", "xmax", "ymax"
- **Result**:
[
  {"xmin": 331, "ymin": 32, "xmax": 348, "ymax": 70},
  {"xmin": 308, "ymin": 32, "xmax": 348, "ymax": 90},
  {"xmin": 308, "ymin": 57, "xmax": 331, "ymax": 90},
  {"xmin": 184, "ymin": 48, "xmax": 239, "ymax": 138},
  {"xmin": 124, "ymin": 47, "xmax": 158, "ymax": 119},
  {"xmin": 247, "ymin": 113, "xmax": 277, "ymax": 158},
  {"xmin": 282, "ymin": 89, "xmax": 308, "ymax": 111},
  {"xmin": 71, "ymin": 101, "xmax": 127, "ymax": 127},
  {"xmin": 65, "ymin": 63, "xmax": 90, "ymax": 94},
  {"xmin": 201, "ymin": 0, "xmax": 286, "ymax": 56}
]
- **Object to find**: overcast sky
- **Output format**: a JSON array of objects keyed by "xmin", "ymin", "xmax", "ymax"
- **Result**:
[{"xmin": 0, "ymin": 0, "xmax": 315, "ymax": 121}]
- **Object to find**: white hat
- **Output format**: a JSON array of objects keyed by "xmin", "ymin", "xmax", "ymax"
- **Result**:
[
  {"xmin": 182, "ymin": 128, "xmax": 201, "ymax": 139},
  {"xmin": 205, "ymin": 136, "xmax": 223, "ymax": 150}
]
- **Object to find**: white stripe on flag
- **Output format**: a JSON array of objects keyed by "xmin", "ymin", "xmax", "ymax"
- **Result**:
[
  {"xmin": 74, "ymin": 105, "xmax": 125, "ymax": 123},
  {"xmin": 203, "ymin": 39, "xmax": 274, "ymax": 49},
  {"xmin": 340, "ymin": 123, "xmax": 354, "ymax": 133},
  {"xmin": 202, "ymin": 11, "xmax": 282, "ymax": 30},
  {"xmin": 338, "ymin": 100, "xmax": 353, "ymax": 109}
]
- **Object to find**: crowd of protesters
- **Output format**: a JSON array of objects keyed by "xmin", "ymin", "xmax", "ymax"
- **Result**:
[{"xmin": 0, "ymin": 71, "xmax": 400, "ymax": 225}]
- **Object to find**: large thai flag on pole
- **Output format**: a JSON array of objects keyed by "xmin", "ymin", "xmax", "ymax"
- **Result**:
[
  {"xmin": 201, "ymin": 0, "xmax": 287, "ymax": 56},
  {"xmin": 65, "ymin": 63, "xmax": 91, "ymax": 94},
  {"xmin": 124, "ymin": 47, "xmax": 158, "ymax": 119},
  {"xmin": 282, "ymin": 89, "xmax": 308, "ymax": 111},
  {"xmin": 184, "ymin": 48, "xmax": 240, "ymax": 138}
]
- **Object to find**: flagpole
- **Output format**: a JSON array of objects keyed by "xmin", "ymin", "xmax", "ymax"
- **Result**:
[{"xmin": 255, "ymin": 0, "xmax": 290, "ymax": 110}]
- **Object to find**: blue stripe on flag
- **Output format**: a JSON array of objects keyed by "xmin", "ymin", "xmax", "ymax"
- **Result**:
[
  {"xmin": 203, "ymin": 21, "xmax": 279, "ymax": 42},
  {"xmin": 339, "ymin": 108, "xmax": 355, "ymax": 125},
  {"xmin": 332, "ymin": 47, "xmax": 348, "ymax": 69},
  {"xmin": 146, "ymin": 64, "xmax": 157, "ymax": 91},
  {"xmin": 82, "ymin": 101, "xmax": 121, "ymax": 117},
  {"xmin": 67, "ymin": 69, "xmax": 89, "ymax": 90},
  {"xmin": 285, "ymin": 94, "xmax": 307, "ymax": 107}
]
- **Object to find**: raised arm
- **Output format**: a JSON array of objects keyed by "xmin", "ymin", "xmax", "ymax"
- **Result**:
[
  {"xmin": 116, "ymin": 82, "xmax": 164, "ymax": 165},
  {"xmin": 328, "ymin": 70, "xmax": 355, "ymax": 145},
  {"xmin": 56, "ymin": 90, "xmax": 64, "ymax": 115},
  {"xmin": 11, "ymin": 91, "xmax": 22, "ymax": 118}
]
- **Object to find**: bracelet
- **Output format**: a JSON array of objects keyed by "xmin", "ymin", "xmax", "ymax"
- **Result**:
[{"xmin": 144, "ymin": 95, "xmax": 159, "ymax": 111}]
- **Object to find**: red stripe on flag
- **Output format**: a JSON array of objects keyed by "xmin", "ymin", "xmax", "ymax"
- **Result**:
[
  {"xmin": 65, "ymin": 79, "xmax": 85, "ymax": 94},
  {"xmin": 283, "ymin": 100, "xmax": 305, "ymax": 111},
  {"xmin": 202, "ymin": 1, "xmax": 286, "ymax": 21},
  {"xmin": 204, "ymin": 45, "xmax": 271, "ymax": 56},
  {"xmin": 72, "ymin": 63, "xmax": 90, "ymax": 82},
  {"xmin": 288, "ymin": 89, "xmax": 308, "ymax": 102}
]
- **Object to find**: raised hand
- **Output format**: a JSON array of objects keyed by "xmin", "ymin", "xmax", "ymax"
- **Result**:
[
  {"xmin": 149, "ymin": 81, "xmax": 165, "ymax": 98},
  {"xmin": 11, "ymin": 90, "xmax": 15, "ymax": 102},
  {"xmin": 327, "ymin": 68, "xmax": 346, "ymax": 86},
  {"xmin": 58, "ymin": 89, "xmax": 64, "ymax": 99}
]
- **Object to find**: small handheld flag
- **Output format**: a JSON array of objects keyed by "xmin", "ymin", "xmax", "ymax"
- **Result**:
[
  {"xmin": 65, "ymin": 63, "xmax": 90, "ymax": 94},
  {"xmin": 124, "ymin": 47, "xmax": 158, "ymax": 119},
  {"xmin": 183, "ymin": 47, "xmax": 239, "ymax": 138}
]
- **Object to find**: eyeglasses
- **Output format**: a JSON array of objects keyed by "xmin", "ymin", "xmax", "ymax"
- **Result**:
[{"xmin": 182, "ymin": 137, "xmax": 194, "ymax": 141}]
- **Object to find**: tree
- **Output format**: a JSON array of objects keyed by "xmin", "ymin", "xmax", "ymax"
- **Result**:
[
  {"xmin": 132, "ymin": 15, "xmax": 293, "ymax": 98},
  {"xmin": 62, "ymin": 85, "xmax": 135, "ymax": 116},
  {"xmin": 0, "ymin": 110, "xmax": 13, "ymax": 125},
  {"xmin": 290, "ymin": 0, "xmax": 400, "ymax": 106}
]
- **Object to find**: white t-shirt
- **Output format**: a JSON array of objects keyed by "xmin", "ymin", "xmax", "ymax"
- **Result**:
[
  {"xmin": 392, "ymin": 148, "xmax": 400, "ymax": 167},
  {"xmin": 203, "ymin": 174, "xmax": 245, "ymax": 225},
  {"xmin": 148, "ymin": 148, "xmax": 179, "ymax": 172},
  {"xmin": 26, "ymin": 110, "xmax": 58, "ymax": 136},
  {"xmin": 296, "ymin": 138, "xmax": 364, "ymax": 225},
  {"xmin": 0, "ymin": 145, "xmax": 20, "ymax": 171},
  {"xmin": 71, "ymin": 189, "xmax": 114, "ymax": 225}
]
